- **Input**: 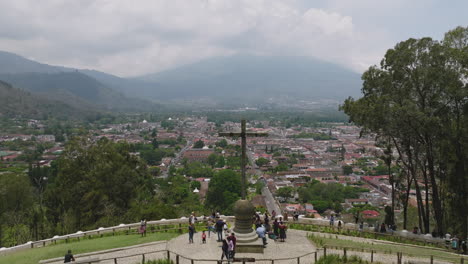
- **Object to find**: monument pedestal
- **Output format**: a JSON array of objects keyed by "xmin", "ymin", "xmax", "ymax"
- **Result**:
[
  {"xmin": 232, "ymin": 200, "xmax": 264, "ymax": 253},
  {"xmin": 233, "ymin": 229, "xmax": 264, "ymax": 253}
]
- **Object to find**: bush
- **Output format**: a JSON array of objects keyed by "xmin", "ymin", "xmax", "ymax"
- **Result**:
[{"xmin": 316, "ymin": 254, "xmax": 378, "ymax": 264}]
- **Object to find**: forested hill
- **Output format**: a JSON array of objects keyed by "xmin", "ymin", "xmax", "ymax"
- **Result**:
[
  {"xmin": 0, "ymin": 71, "xmax": 159, "ymax": 112},
  {"xmin": 0, "ymin": 80, "xmax": 93, "ymax": 119},
  {"xmin": 0, "ymin": 51, "xmax": 160, "ymax": 112}
]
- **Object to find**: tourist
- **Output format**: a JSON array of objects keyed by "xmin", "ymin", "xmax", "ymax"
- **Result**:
[
  {"xmin": 188, "ymin": 224, "xmax": 195, "ymax": 243},
  {"xmin": 64, "ymin": 249, "xmax": 75, "ymax": 263},
  {"xmin": 271, "ymin": 210, "xmax": 276, "ymax": 219},
  {"xmin": 216, "ymin": 218, "xmax": 225, "ymax": 241},
  {"xmin": 279, "ymin": 221, "xmax": 287, "ymax": 242},
  {"xmin": 293, "ymin": 211, "xmax": 299, "ymax": 221},
  {"xmin": 273, "ymin": 218, "xmax": 280, "ymax": 237},
  {"xmin": 283, "ymin": 211, "xmax": 288, "ymax": 222},
  {"xmin": 264, "ymin": 213, "xmax": 270, "ymax": 226},
  {"xmin": 206, "ymin": 217, "xmax": 213, "ymax": 238},
  {"xmin": 189, "ymin": 212, "xmax": 197, "ymax": 225},
  {"xmin": 329, "ymin": 215, "xmax": 335, "ymax": 227},
  {"xmin": 202, "ymin": 230, "xmax": 207, "ymax": 244},
  {"xmin": 380, "ymin": 223, "xmax": 386, "ymax": 233},
  {"xmin": 461, "ymin": 240, "xmax": 467, "ymax": 254},
  {"xmin": 228, "ymin": 233, "xmax": 237, "ymax": 258},
  {"xmin": 256, "ymin": 224, "xmax": 267, "ymax": 247},
  {"xmin": 227, "ymin": 237, "xmax": 235, "ymax": 260},
  {"xmin": 140, "ymin": 219, "xmax": 147, "ymax": 237},
  {"xmin": 221, "ymin": 238, "xmax": 229, "ymax": 261}
]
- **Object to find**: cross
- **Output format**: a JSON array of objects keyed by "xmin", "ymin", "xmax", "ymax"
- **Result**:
[{"xmin": 219, "ymin": 119, "xmax": 268, "ymax": 199}]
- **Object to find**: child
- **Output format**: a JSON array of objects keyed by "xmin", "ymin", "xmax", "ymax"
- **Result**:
[{"xmin": 202, "ymin": 230, "xmax": 207, "ymax": 243}]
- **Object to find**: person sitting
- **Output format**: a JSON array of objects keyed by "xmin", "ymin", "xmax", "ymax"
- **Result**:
[{"xmin": 64, "ymin": 249, "xmax": 75, "ymax": 263}]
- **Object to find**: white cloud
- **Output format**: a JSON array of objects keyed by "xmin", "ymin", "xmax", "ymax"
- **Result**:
[{"xmin": 1, "ymin": 0, "xmax": 463, "ymax": 76}]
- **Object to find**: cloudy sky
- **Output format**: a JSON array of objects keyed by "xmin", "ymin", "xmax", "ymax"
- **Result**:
[{"xmin": 0, "ymin": 0, "xmax": 466, "ymax": 77}]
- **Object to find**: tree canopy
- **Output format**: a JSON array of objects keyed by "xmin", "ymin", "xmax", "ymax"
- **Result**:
[{"xmin": 341, "ymin": 26, "xmax": 468, "ymax": 237}]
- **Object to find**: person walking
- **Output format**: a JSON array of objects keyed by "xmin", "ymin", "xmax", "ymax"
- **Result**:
[
  {"xmin": 64, "ymin": 249, "xmax": 75, "ymax": 263},
  {"xmin": 188, "ymin": 224, "xmax": 195, "ymax": 244}
]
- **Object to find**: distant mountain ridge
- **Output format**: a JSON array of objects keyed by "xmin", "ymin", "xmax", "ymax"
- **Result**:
[
  {"xmin": 0, "ymin": 50, "xmax": 363, "ymax": 109},
  {"xmin": 0, "ymin": 51, "xmax": 159, "ymax": 112},
  {"xmin": 134, "ymin": 54, "xmax": 362, "ymax": 102}
]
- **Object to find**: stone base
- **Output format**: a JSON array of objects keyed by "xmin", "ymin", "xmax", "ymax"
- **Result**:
[
  {"xmin": 233, "ymin": 229, "xmax": 264, "ymax": 253},
  {"xmin": 236, "ymin": 239, "xmax": 265, "ymax": 253}
]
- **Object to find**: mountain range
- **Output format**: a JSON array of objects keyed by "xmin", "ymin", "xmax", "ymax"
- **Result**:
[{"xmin": 0, "ymin": 50, "xmax": 363, "ymax": 114}]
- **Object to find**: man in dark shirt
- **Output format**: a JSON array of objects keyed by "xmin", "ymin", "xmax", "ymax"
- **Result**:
[
  {"xmin": 64, "ymin": 249, "xmax": 75, "ymax": 263},
  {"xmin": 216, "ymin": 219, "xmax": 225, "ymax": 241}
]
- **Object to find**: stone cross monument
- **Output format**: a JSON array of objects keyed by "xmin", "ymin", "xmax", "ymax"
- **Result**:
[{"xmin": 219, "ymin": 119, "xmax": 268, "ymax": 252}]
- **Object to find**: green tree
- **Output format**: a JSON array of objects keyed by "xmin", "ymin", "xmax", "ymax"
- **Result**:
[
  {"xmin": 255, "ymin": 157, "xmax": 269, "ymax": 167},
  {"xmin": 44, "ymin": 137, "xmax": 153, "ymax": 232},
  {"xmin": 205, "ymin": 169, "xmax": 241, "ymax": 214},
  {"xmin": 207, "ymin": 153, "xmax": 218, "ymax": 167},
  {"xmin": 341, "ymin": 27, "xmax": 468, "ymax": 236},
  {"xmin": 342, "ymin": 165, "xmax": 353, "ymax": 175},
  {"xmin": 216, "ymin": 155, "xmax": 225, "ymax": 168},
  {"xmin": 193, "ymin": 140, "xmax": 205, "ymax": 149},
  {"xmin": 0, "ymin": 173, "xmax": 35, "ymax": 246},
  {"xmin": 276, "ymin": 186, "xmax": 294, "ymax": 200},
  {"xmin": 215, "ymin": 139, "xmax": 228, "ymax": 148}
]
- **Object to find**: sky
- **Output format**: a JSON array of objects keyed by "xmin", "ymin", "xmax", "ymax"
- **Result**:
[{"xmin": 0, "ymin": 0, "xmax": 466, "ymax": 77}]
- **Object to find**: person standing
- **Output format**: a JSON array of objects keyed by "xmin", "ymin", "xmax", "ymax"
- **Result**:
[
  {"xmin": 216, "ymin": 218, "xmax": 225, "ymax": 242},
  {"xmin": 273, "ymin": 218, "xmax": 280, "ymax": 237},
  {"xmin": 140, "ymin": 219, "xmax": 147, "ymax": 237},
  {"xmin": 329, "ymin": 215, "xmax": 335, "ymax": 227},
  {"xmin": 188, "ymin": 224, "xmax": 195, "ymax": 244},
  {"xmin": 380, "ymin": 223, "xmax": 386, "ymax": 233},
  {"xmin": 202, "ymin": 230, "xmax": 207, "ymax": 243},
  {"xmin": 221, "ymin": 238, "xmax": 229, "ymax": 262},
  {"xmin": 64, "ymin": 249, "xmax": 75, "ymax": 263},
  {"xmin": 228, "ymin": 233, "xmax": 237, "ymax": 259},
  {"xmin": 271, "ymin": 210, "xmax": 276, "ymax": 219},
  {"xmin": 206, "ymin": 217, "xmax": 213, "ymax": 238},
  {"xmin": 279, "ymin": 222, "xmax": 287, "ymax": 242},
  {"xmin": 256, "ymin": 224, "xmax": 267, "ymax": 247},
  {"xmin": 227, "ymin": 237, "xmax": 235, "ymax": 260}
]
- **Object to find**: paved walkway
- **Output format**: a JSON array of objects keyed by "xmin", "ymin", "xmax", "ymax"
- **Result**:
[
  {"xmin": 40, "ymin": 229, "xmax": 457, "ymax": 264},
  {"xmin": 166, "ymin": 229, "xmax": 317, "ymax": 264}
]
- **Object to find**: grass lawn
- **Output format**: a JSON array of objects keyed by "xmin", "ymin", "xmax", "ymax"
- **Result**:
[
  {"xmin": 309, "ymin": 233, "xmax": 466, "ymax": 263},
  {"xmin": 0, "ymin": 232, "xmax": 179, "ymax": 264}
]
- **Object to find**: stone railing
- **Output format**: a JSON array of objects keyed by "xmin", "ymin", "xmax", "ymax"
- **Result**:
[
  {"xmin": 0, "ymin": 215, "xmax": 448, "ymax": 256},
  {"xmin": 0, "ymin": 215, "xmax": 235, "ymax": 256}
]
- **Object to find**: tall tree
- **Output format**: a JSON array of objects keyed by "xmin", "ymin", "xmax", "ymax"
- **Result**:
[{"xmin": 342, "ymin": 27, "xmax": 468, "ymax": 237}]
